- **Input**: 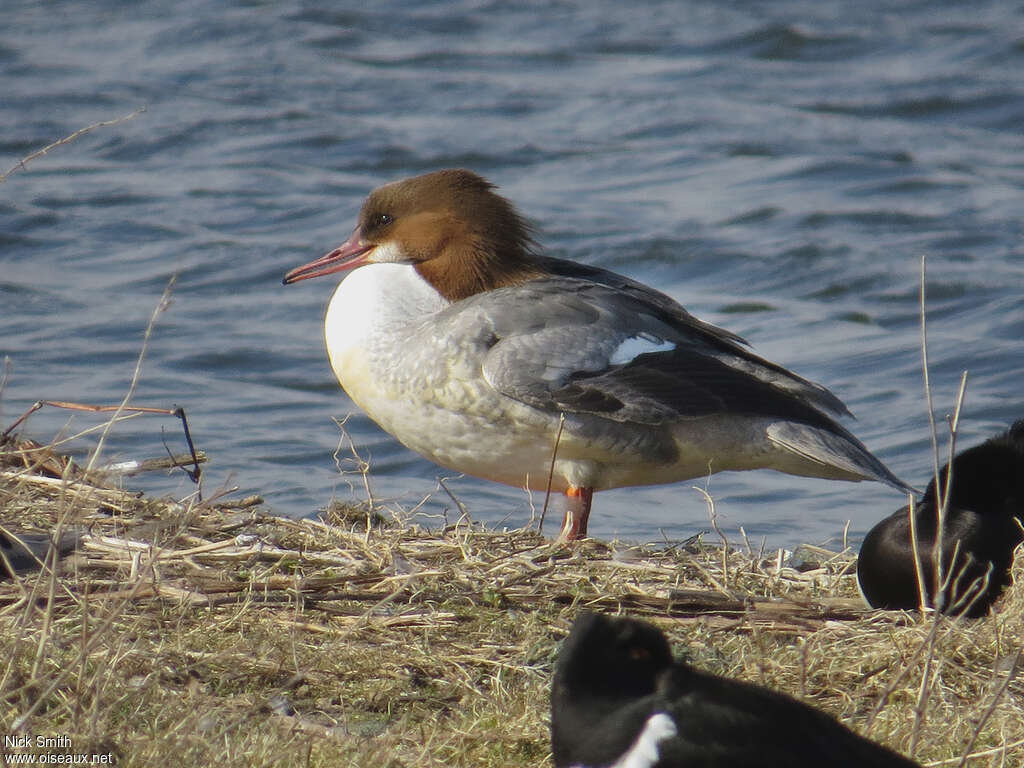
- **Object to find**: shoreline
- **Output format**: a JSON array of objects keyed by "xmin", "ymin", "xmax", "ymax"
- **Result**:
[{"xmin": 1, "ymin": 433, "xmax": 1022, "ymax": 766}]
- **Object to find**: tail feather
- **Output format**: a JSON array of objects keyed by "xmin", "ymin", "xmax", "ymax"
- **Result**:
[{"xmin": 766, "ymin": 422, "xmax": 916, "ymax": 494}]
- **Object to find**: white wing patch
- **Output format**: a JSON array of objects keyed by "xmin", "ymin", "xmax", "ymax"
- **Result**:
[
  {"xmin": 609, "ymin": 334, "xmax": 675, "ymax": 366},
  {"xmin": 569, "ymin": 713, "xmax": 678, "ymax": 768}
]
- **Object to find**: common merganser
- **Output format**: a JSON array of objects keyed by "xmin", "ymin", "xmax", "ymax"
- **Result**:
[
  {"xmin": 858, "ymin": 419, "xmax": 1024, "ymax": 617},
  {"xmin": 284, "ymin": 169, "xmax": 909, "ymax": 540},
  {"xmin": 551, "ymin": 612, "xmax": 921, "ymax": 768}
]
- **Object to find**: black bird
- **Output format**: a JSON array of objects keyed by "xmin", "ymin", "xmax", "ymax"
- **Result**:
[
  {"xmin": 857, "ymin": 420, "xmax": 1024, "ymax": 617},
  {"xmin": 551, "ymin": 612, "xmax": 919, "ymax": 768},
  {"xmin": 0, "ymin": 529, "xmax": 81, "ymax": 578}
]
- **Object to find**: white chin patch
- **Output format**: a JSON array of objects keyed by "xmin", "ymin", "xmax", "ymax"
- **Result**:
[
  {"xmin": 609, "ymin": 334, "xmax": 675, "ymax": 366},
  {"xmin": 369, "ymin": 240, "xmax": 407, "ymax": 264}
]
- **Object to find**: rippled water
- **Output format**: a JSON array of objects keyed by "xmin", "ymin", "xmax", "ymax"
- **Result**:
[{"xmin": 2, "ymin": 0, "xmax": 1022, "ymax": 547}]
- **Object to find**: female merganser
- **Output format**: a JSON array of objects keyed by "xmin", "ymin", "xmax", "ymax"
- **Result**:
[
  {"xmin": 857, "ymin": 419, "xmax": 1024, "ymax": 617},
  {"xmin": 551, "ymin": 612, "xmax": 920, "ymax": 767},
  {"xmin": 284, "ymin": 169, "xmax": 909, "ymax": 540}
]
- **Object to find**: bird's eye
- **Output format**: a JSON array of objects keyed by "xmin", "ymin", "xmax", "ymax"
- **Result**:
[{"xmin": 372, "ymin": 213, "xmax": 393, "ymax": 228}]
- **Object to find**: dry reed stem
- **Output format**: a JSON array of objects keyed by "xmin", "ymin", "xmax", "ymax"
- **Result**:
[
  {"xmin": 0, "ymin": 107, "xmax": 146, "ymax": 183},
  {"xmin": 3, "ymin": 433, "xmax": 1021, "ymax": 765}
]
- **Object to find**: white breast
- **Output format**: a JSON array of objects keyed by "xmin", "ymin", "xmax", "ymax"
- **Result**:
[
  {"xmin": 324, "ymin": 262, "xmax": 447, "ymax": 368},
  {"xmin": 324, "ymin": 261, "xmax": 450, "ymax": 436},
  {"xmin": 322, "ymin": 262, "xmax": 586, "ymax": 489}
]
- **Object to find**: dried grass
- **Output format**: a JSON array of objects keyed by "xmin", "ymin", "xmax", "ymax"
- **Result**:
[{"xmin": 1, "ymin": 431, "xmax": 1022, "ymax": 767}]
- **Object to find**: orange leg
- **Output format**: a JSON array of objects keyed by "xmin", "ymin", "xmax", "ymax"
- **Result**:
[{"xmin": 560, "ymin": 486, "xmax": 594, "ymax": 541}]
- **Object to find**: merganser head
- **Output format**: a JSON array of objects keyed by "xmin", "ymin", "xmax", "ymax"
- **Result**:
[{"xmin": 283, "ymin": 169, "xmax": 543, "ymax": 301}]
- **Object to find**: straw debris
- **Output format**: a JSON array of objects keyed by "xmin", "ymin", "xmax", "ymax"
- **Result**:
[{"xmin": 1, "ymin": 433, "xmax": 1022, "ymax": 767}]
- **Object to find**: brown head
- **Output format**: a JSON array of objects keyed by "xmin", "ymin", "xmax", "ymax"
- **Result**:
[{"xmin": 283, "ymin": 169, "xmax": 544, "ymax": 301}]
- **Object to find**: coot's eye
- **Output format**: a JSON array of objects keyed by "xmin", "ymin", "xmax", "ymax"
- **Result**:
[
  {"xmin": 629, "ymin": 647, "xmax": 651, "ymax": 662},
  {"xmin": 372, "ymin": 213, "xmax": 393, "ymax": 228}
]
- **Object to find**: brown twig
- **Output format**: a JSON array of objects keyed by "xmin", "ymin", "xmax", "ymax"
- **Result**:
[
  {"xmin": 0, "ymin": 107, "xmax": 146, "ymax": 183},
  {"xmin": 539, "ymin": 413, "xmax": 566, "ymax": 534},
  {"xmin": 2, "ymin": 399, "xmax": 201, "ymax": 487},
  {"xmin": 693, "ymin": 482, "xmax": 729, "ymax": 589}
]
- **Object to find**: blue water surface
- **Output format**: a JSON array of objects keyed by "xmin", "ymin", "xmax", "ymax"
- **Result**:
[{"xmin": 2, "ymin": 0, "xmax": 1022, "ymax": 548}]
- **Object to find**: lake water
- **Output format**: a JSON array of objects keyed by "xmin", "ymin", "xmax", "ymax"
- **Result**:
[{"xmin": 2, "ymin": 0, "xmax": 1022, "ymax": 548}]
